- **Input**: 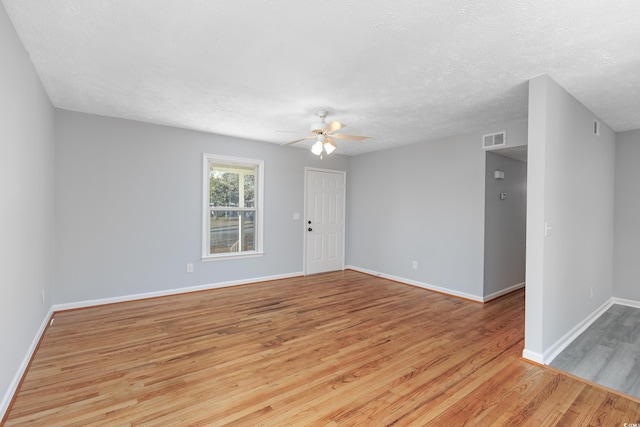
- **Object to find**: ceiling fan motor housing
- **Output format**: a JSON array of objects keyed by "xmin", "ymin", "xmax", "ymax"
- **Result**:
[
  {"xmin": 310, "ymin": 122, "xmax": 325, "ymax": 133},
  {"xmin": 310, "ymin": 110, "xmax": 329, "ymax": 133}
]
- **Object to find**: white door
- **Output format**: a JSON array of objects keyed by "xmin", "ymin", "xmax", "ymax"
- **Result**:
[{"xmin": 305, "ymin": 169, "xmax": 345, "ymax": 275}]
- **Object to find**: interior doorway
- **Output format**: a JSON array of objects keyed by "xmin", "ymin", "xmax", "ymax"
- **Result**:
[{"xmin": 483, "ymin": 146, "xmax": 528, "ymax": 301}]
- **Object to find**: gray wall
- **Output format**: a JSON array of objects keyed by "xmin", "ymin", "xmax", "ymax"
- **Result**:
[
  {"xmin": 483, "ymin": 152, "xmax": 527, "ymax": 297},
  {"xmin": 614, "ymin": 129, "xmax": 640, "ymax": 301},
  {"xmin": 525, "ymin": 75, "xmax": 615, "ymax": 360},
  {"xmin": 347, "ymin": 119, "xmax": 527, "ymax": 299},
  {"xmin": 54, "ymin": 110, "xmax": 349, "ymax": 304},
  {"xmin": 0, "ymin": 4, "xmax": 55, "ymax": 414}
]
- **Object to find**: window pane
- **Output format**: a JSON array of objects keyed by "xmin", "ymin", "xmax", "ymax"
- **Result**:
[
  {"xmin": 203, "ymin": 154, "xmax": 262, "ymax": 260},
  {"xmin": 210, "ymin": 210, "xmax": 255, "ymax": 254},
  {"xmin": 209, "ymin": 163, "xmax": 255, "ymax": 208},
  {"xmin": 244, "ymin": 174, "xmax": 255, "ymax": 208}
]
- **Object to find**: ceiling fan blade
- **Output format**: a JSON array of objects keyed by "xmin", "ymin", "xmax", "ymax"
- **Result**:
[
  {"xmin": 280, "ymin": 136, "xmax": 314, "ymax": 146},
  {"xmin": 324, "ymin": 120, "xmax": 345, "ymax": 134},
  {"xmin": 332, "ymin": 134, "xmax": 371, "ymax": 141}
]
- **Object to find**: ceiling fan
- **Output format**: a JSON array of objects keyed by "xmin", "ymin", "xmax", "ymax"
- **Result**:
[{"xmin": 280, "ymin": 110, "xmax": 371, "ymax": 156}]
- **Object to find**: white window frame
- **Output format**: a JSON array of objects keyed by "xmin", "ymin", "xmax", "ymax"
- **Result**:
[{"xmin": 202, "ymin": 153, "xmax": 264, "ymax": 261}]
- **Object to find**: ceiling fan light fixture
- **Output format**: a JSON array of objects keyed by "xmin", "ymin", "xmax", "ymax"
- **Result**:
[
  {"xmin": 324, "ymin": 141, "xmax": 336, "ymax": 155},
  {"xmin": 311, "ymin": 140, "xmax": 324, "ymax": 155}
]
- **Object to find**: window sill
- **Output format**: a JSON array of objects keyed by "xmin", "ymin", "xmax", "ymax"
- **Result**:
[{"xmin": 201, "ymin": 251, "xmax": 264, "ymax": 262}]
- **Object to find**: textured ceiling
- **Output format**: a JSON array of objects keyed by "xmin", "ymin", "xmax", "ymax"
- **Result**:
[{"xmin": 3, "ymin": 0, "xmax": 640, "ymax": 155}]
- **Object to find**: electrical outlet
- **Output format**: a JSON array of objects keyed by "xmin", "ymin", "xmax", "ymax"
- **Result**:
[
  {"xmin": 186, "ymin": 263, "xmax": 194, "ymax": 274},
  {"xmin": 412, "ymin": 260, "xmax": 418, "ymax": 270}
]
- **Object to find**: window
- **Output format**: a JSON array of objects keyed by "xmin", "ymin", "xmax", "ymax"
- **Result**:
[{"xmin": 202, "ymin": 154, "xmax": 264, "ymax": 260}]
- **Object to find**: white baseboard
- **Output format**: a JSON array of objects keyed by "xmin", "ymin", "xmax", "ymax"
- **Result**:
[
  {"xmin": 541, "ymin": 298, "xmax": 614, "ymax": 365},
  {"xmin": 482, "ymin": 282, "xmax": 525, "ymax": 303},
  {"xmin": 522, "ymin": 349, "xmax": 544, "ymax": 365},
  {"xmin": 53, "ymin": 271, "xmax": 304, "ymax": 312},
  {"xmin": 346, "ymin": 265, "xmax": 483, "ymax": 302},
  {"xmin": 1, "ymin": 307, "xmax": 54, "ymax": 421},
  {"xmin": 612, "ymin": 297, "xmax": 640, "ymax": 309}
]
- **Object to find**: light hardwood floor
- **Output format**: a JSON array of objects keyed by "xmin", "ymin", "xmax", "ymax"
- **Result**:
[{"xmin": 4, "ymin": 270, "xmax": 640, "ymax": 426}]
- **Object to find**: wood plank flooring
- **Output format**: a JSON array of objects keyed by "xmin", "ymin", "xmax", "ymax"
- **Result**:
[
  {"xmin": 551, "ymin": 304, "xmax": 640, "ymax": 399},
  {"xmin": 4, "ymin": 270, "xmax": 640, "ymax": 426}
]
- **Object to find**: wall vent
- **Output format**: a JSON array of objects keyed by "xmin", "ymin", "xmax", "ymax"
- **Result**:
[{"xmin": 482, "ymin": 131, "xmax": 506, "ymax": 150}]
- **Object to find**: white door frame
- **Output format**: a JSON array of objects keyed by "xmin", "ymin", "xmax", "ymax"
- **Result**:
[{"xmin": 303, "ymin": 167, "xmax": 347, "ymax": 275}]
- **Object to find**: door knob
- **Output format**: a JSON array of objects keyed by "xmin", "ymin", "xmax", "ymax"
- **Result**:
[
  {"xmin": 308, "ymin": 227, "xmax": 312, "ymax": 232},
  {"xmin": 308, "ymin": 220, "xmax": 312, "ymax": 224}
]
